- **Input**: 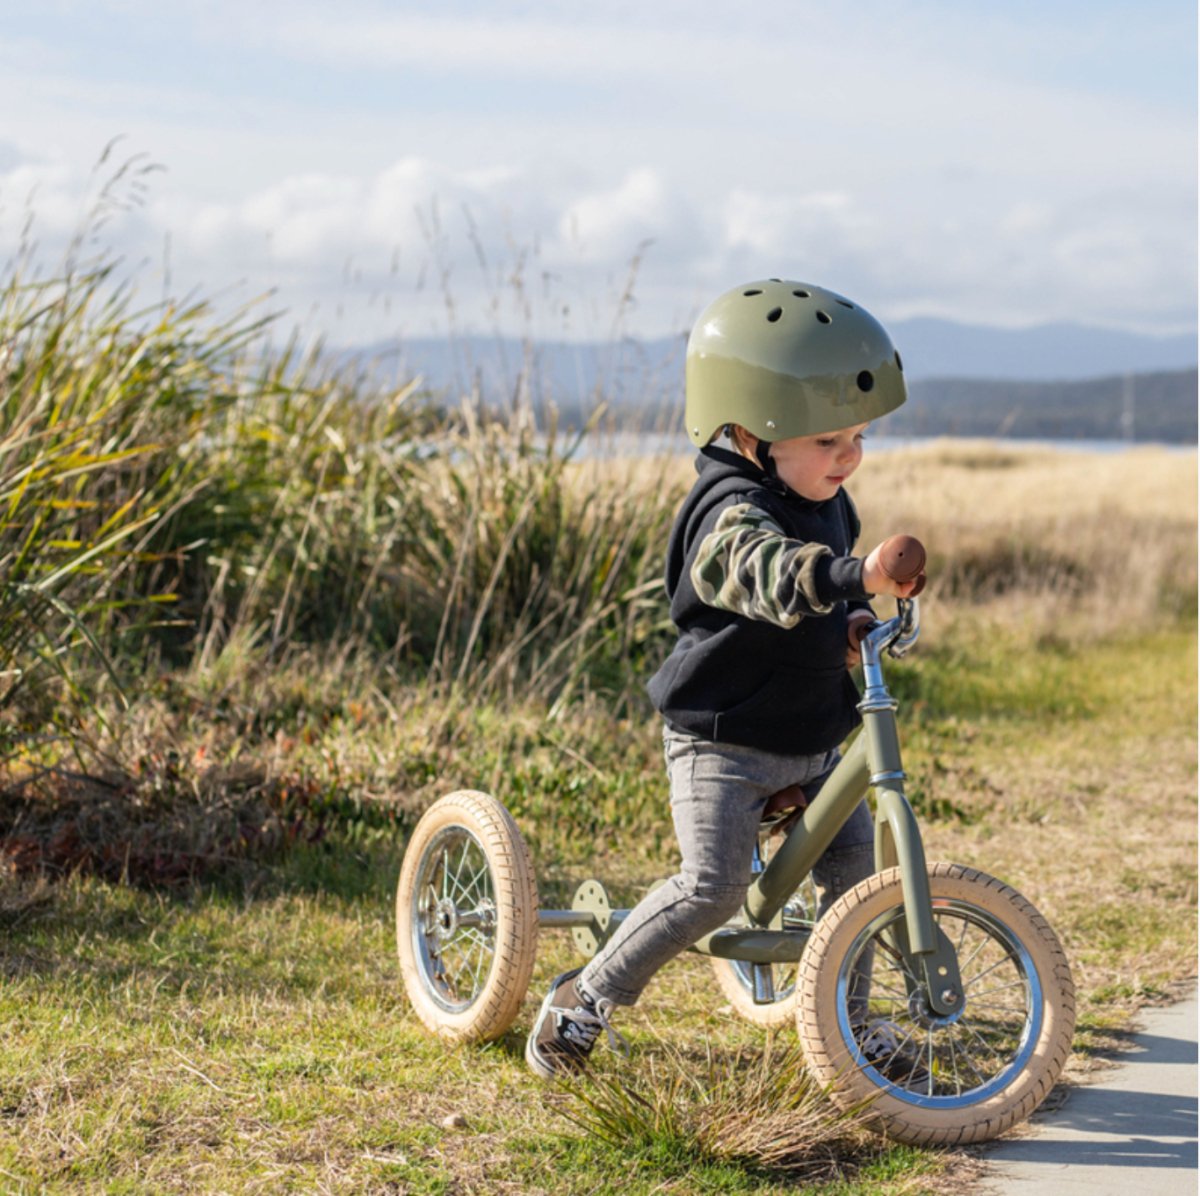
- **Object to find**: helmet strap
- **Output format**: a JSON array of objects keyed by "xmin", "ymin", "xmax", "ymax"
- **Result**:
[{"xmin": 755, "ymin": 439, "xmax": 777, "ymax": 478}]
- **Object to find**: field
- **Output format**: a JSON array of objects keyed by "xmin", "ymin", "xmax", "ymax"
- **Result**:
[{"xmin": 0, "ymin": 258, "xmax": 1195, "ymax": 1193}]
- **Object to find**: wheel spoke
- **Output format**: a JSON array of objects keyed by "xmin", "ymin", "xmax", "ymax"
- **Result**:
[
  {"xmin": 868, "ymin": 975, "xmax": 912, "ymax": 1002},
  {"xmin": 967, "ymin": 999, "xmax": 1027, "ymax": 1018},
  {"xmin": 949, "ymin": 1027, "xmax": 994, "ymax": 1086},
  {"xmin": 871, "ymin": 934, "xmax": 925, "ymax": 993},
  {"xmin": 962, "ymin": 951, "xmax": 1021, "ymax": 990},
  {"xmin": 969, "ymin": 976, "xmax": 1028, "ymax": 999},
  {"xmin": 459, "ymin": 856, "xmax": 492, "ymax": 902},
  {"xmin": 445, "ymin": 844, "xmax": 478, "ymax": 904},
  {"xmin": 955, "ymin": 928, "xmax": 995, "ymax": 975},
  {"xmin": 961, "ymin": 1017, "xmax": 1009, "ymax": 1064},
  {"xmin": 946, "ymin": 1028, "xmax": 965, "ymax": 1096}
]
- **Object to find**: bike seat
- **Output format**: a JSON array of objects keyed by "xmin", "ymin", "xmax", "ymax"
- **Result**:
[{"xmin": 762, "ymin": 783, "xmax": 807, "ymax": 822}]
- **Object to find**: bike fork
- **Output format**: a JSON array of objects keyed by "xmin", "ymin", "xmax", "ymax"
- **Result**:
[
  {"xmin": 860, "ymin": 679, "xmax": 964, "ymax": 1019},
  {"xmin": 745, "ymin": 710, "xmax": 964, "ymax": 1018}
]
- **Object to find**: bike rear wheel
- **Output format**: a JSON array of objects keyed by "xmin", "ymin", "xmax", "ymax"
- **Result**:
[
  {"xmin": 396, "ymin": 790, "xmax": 538, "ymax": 1042},
  {"xmin": 797, "ymin": 862, "xmax": 1075, "ymax": 1146},
  {"xmin": 710, "ymin": 824, "xmax": 818, "ymax": 1027}
]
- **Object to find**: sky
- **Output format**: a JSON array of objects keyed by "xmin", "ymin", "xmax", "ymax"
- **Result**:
[{"xmin": 1, "ymin": 0, "xmax": 1196, "ymax": 348}]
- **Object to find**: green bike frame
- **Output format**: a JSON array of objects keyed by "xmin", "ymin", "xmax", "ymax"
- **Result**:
[{"xmin": 691, "ymin": 599, "xmax": 965, "ymax": 1019}]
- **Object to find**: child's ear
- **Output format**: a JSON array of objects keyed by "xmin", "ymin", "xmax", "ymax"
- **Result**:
[{"xmin": 729, "ymin": 424, "xmax": 758, "ymax": 459}]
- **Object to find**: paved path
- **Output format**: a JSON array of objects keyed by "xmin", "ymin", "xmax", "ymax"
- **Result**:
[{"xmin": 981, "ymin": 988, "xmax": 1198, "ymax": 1194}]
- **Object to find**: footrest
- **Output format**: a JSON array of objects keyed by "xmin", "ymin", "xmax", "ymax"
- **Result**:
[{"xmin": 570, "ymin": 879, "xmax": 612, "ymax": 958}]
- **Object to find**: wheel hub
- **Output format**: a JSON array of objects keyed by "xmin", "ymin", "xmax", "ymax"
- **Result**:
[
  {"xmin": 435, "ymin": 897, "xmax": 459, "ymax": 936},
  {"xmin": 908, "ymin": 986, "xmax": 964, "ymax": 1029}
]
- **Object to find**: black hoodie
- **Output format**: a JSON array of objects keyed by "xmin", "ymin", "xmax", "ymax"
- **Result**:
[{"xmin": 646, "ymin": 446, "xmax": 872, "ymax": 753}]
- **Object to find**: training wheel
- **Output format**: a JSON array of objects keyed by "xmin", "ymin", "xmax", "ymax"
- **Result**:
[{"xmin": 396, "ymin": 790, "xmax": 539, "ymax": 1042}]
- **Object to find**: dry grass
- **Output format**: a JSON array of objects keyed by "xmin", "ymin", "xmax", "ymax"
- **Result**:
[
  {"xmin": 919, "ymin": 628, "xmax": 1198, "ymax": 1047},
  {"xmin": 852, "ymin": 440, "xmax": 1197, "ymax": 639},
  {"xmin": 0, "ymin": 440, "xmax": 1194, "ymax": 1193}
]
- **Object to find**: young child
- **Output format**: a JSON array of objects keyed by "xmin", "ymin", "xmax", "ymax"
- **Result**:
[{"xmin": 526, "ymin": 279, "xmax": 919, "ymax": 1078}]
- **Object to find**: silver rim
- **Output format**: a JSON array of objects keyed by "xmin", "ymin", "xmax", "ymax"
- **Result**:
[
  {"xmin": 835, "ymin": 896, "xmax": 1042, "ymax": 1108},
  {"xmin": 410, "ymin": 825, "xmax": 499, "ymax": 1013}
]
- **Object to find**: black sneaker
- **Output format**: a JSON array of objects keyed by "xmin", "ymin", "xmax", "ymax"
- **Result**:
[
  {"xmin": 856, "ymin": 1020, "xmax": 932, "ymax": 1089},
  {"xmin": 525, "ymin": 968, "xmax": 626, "ymax": 1078}
]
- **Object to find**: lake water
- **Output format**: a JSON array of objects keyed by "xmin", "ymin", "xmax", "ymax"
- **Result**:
[{"xmin": 568, "ymin": 431, "xmax": 1196, "ymax": 460}]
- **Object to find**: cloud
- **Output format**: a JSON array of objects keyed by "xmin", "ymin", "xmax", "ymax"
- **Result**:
[
  {"xmin": 556, "ymin": 169, "xmax": 703, "ymax": 264},
  {"xmin": 0, "ymin": 63, "xmax": 1192, "ymax": 344},
  {"xmin": 2, "ymin": 146, "xmax": 1193, "ymax": 344}
]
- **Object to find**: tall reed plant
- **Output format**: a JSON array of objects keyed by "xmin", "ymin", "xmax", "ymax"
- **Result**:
[
  {"xmin": 0, "ymin": 235, "xmax": 682, "ymax": 747},
  {"xmin": 0, "ymin": 251, "xmax": 255, "ymax": 729}
]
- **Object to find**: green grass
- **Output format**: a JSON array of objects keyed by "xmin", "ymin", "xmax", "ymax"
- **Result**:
[
  {"xmin": 1, "ymin": 623, "xmax": 1194, "ymax": 1193},
  {"xmin": 0, "ymin": 196, "xmax": 1194, "ymax": 1192},
  {"xmin": 0, "ymin": 874, "xmax": 943, "ymax": 1194}
]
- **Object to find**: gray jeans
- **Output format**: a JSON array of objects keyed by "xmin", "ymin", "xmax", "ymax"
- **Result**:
[{"xmin": 582, "ymin": 725, "xmax": 876, "ymax": 1007}]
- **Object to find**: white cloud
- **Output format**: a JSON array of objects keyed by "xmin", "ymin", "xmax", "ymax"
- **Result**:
[
  {"xmin": 556, "ymin": 169, "xmax": 702, "ymax": 264},
  {"xmin": 2, "ymin": 146, "xmax": 1193, "ymax": 343},
  {"xmin": 0, "ymin": 1, "xmax": 1192, "ymax": 341}
]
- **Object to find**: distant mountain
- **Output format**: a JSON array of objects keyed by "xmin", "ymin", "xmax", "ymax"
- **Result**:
[
  {"xmin": 892, "ymin": 370, "xmax": 1197, "ymax": 444},
  {"xmin": 349, "ymin": 314, "xmax": 1195, "ymax": 391},
  {"xmin": 341, "ymin": 316, "xmax": 1197, "ymax": 443},
  {"xmin": 889, "ymin": 318, "xmax": 1196, "ymax": 382}
]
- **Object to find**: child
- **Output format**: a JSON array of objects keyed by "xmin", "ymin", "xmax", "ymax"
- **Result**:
[{"xmin": 526, "ymin": 279, "xmax": 919, "ymax": 1078}]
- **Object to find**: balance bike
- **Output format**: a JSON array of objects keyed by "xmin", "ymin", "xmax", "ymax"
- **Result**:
[{"xmin": 395, "ymin": 537, "xmax": 1076, "ymax": 1146}]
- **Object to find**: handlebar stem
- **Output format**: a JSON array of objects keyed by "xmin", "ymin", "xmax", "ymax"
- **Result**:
[{"xmin": 859, "ymin": 598, "xmax": 920, "ymax": 713}]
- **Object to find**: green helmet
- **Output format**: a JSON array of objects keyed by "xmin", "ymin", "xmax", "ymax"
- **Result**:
[{"xmin": 685, "ymin": 279, "xmax": 907, "ymax": 448}]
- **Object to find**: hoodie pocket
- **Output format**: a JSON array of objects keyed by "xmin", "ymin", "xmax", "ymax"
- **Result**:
[{"xmin": 713, "ymin": 664, "xmax": 847, "ymax": 745}]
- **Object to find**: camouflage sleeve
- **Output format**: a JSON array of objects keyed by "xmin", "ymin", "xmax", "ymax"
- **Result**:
[{"xmin": 690, "ymin": 503, "xmax": 836, "ymax": 628}]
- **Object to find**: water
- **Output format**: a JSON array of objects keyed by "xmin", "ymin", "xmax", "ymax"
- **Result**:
[{"xmin": 568, "ymin": 431, "xmax": 1196, "ymax": 461}]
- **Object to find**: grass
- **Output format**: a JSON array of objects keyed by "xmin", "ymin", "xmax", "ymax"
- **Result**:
[
  {"xmin": 0, "ymin": 615, "xmax": 1194, "ymax": 1192},
  {"xmin": 0, "ymin": 874, "xmax": 953, "ymax": 1194},
  {"xmin": 0, "ymin": 221, "xmax": 1194, "ymax": 1190}
]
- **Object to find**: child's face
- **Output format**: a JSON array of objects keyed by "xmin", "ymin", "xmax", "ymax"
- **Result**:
[{"xmin": 768, "ymin": 423, "xmax": 868, "ymax": 501}]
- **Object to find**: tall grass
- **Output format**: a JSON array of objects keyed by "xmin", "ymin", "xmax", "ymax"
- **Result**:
[
  {"xmin": 2, "ymin": 207, "xmax": 1193, "ymax": 784},
  {"xmin": 0, "ymin": 243, "xmax": 682, "ymax": 760},
  {"xmin": 0, "ymin": 255, "xmax": 235, "ymax": 730}
]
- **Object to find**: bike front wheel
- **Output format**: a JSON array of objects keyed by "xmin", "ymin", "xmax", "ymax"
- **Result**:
[
  {"xmin": 797, "ymin": 862, "xmax": 1075, "ymax": 1146},
  {"xmin": 396, "ymin": 790, "xmax": 538, "ymax": 1042}
]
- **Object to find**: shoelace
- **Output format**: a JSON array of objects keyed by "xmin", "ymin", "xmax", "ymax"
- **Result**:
[
  {"xmin": 552, "ymin": 996, "xmax": 630, "ymax": 1058},
  {"xmin": 859, "ymin": 1021, "xmax": 907, "ymax": 1056},
  {"xmin": 858, "ymin": 1020, "xmax": 930, "ymax": 1086}
]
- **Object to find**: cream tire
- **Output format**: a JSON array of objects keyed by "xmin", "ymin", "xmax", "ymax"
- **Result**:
[
  {"xmin": 797, "ymin": 862, "xmax": 1075, "ymax": 1146},
  {"xmin": 397, "ymin": 790, "xmax": 538, "ymax": 1042}
]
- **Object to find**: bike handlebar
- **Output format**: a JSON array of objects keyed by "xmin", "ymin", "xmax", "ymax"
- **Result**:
[
  {"xmin": 851, "ymin": 535, "xmax": 927, "ymax": 649},
  {"xmin": 877, "ymin": 534, "xmax": 926, "ymax": 595}
]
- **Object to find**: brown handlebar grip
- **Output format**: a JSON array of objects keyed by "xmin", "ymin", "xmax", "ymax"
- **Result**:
[{"xmin": 878, "ymin": 534, "xmax": 926, "ymax": 585}]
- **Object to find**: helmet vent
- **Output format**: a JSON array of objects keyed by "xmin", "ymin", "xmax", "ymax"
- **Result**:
[
  {"xmin": 895, "ymin": 351, "xmax": 904, "ymax": 372},
  {"xmin": 793, "ymin": 289, "xmax": 810, "ymax": 298},
  {"xmin": 743, "ymin": 288, "xmax": 763, "ymax": 296},
  {"xmin": 766, "ymin": 307, "xmax": 783, "ymax": 323},
  {"xmin": 837, "ymin": 300, "xmax": 855, "ymax": 309},
  {"xmin": 816, "ymin": 311, "xmax": 832, "ymax": 324},
  {"xmin": 857, "ymin": 371, "xmax": 875, "ymax": 392}
]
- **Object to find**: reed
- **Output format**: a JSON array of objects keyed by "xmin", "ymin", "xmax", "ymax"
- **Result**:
[{"xmin": 0, "ymin": 244, "xmax": 683, "ymax": 740}]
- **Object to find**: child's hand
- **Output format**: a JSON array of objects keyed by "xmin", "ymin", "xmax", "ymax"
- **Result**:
[
  {"xmin": 862, "ymin": 536, "xmax": 926, "ymax": 598},
  {"xmin": 845, "ymin": 610, "xmax": 875, "ymax": 667}
]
